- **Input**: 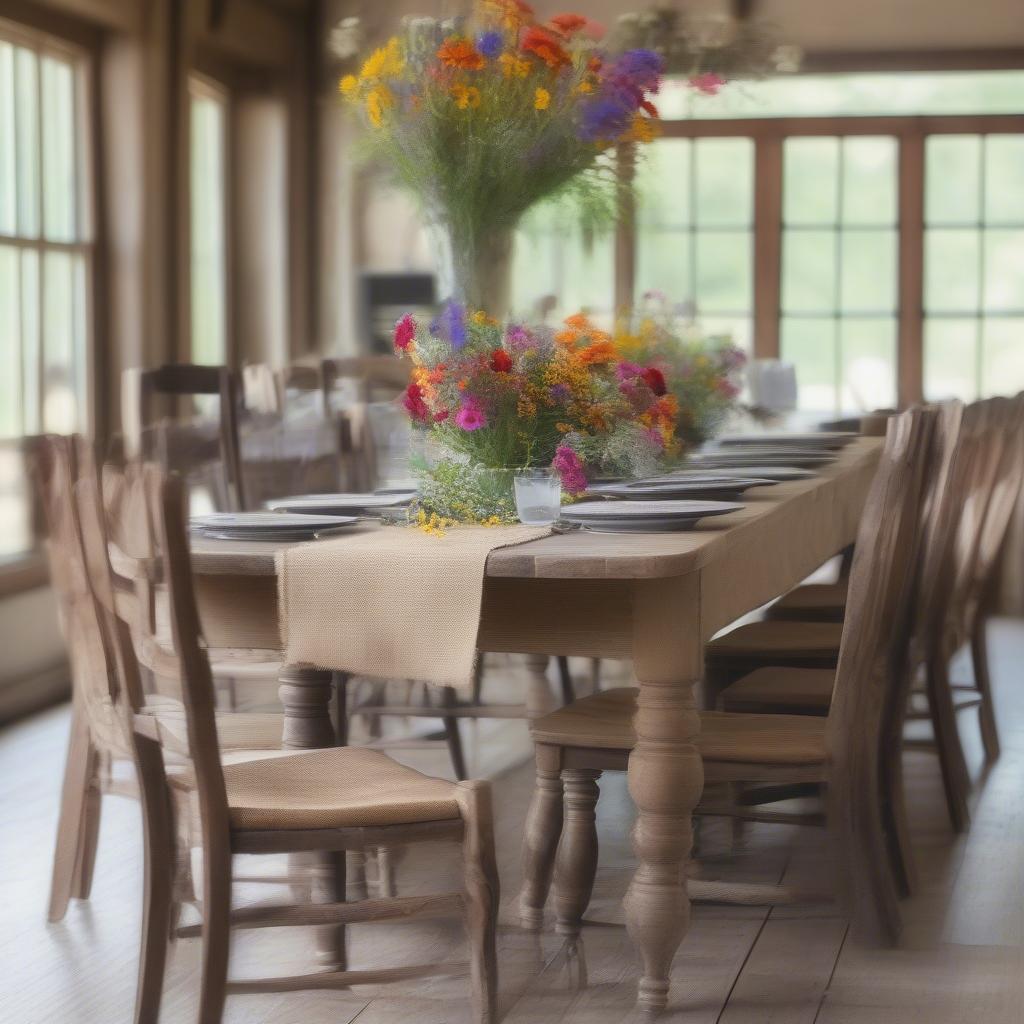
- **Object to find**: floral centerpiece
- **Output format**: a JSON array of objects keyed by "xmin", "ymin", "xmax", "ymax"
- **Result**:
[
  {"xmin": 613, "ymin": 299, "xmax": 747, "ymax": 445},
  {"xmin": 394, "ymin": 303, "xmax": 682, "ymax": 522},
  {"xmin": 338, "ymin": 1, "xmax": 668, "ymax": 315}
]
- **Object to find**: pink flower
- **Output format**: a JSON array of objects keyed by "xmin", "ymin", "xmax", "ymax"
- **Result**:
[
  {"xmin": 615, "ymin": 360, "xmax": 643, "ymax": 383},
  {"xmin": 689, "ymin": 71, "xmax": 726, "ymax": 96},
  {"xmin": 393, "ymin": 314, "xmax": 416, "ymax": 351},
  {"xmin": 552, "ymin": 444, "xmax": 587, "ymax": 495},
  {"xmin": 455, "ymin": 398, "xmax": 488, "ymax": 431}
]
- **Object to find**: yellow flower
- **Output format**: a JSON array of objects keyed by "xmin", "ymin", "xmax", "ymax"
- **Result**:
[
  {"xmin": 626, "ymin": 112, "xmax": 659, "ymax": 144},
  {"xmin": 360, "ymin": 37, "xmax": 404, "ymax": 82},
  {"xmin": 366, "ymin": 85, "xmax": 394, "ymax": 127},
  {"xmin": 575, "ymin": 80, "xmax": 593, "ymax": 94},
  {"xmin": 339, "ymin": 74, "xmax": 358, "ymax": 96},
  {"xmin": 452, "ymin": 84, "xmax": 482, "ymax": 110},
  {"xmin": 534, "ymin": 87, "xmax": 551, "ymax": 111},
  {"xmin": 470, "ymin": 310, "xmax": 497, "ymax": 325},
  {"xmin": 498, "ymin": 52, "xmax": 531, "ymax": 78}
]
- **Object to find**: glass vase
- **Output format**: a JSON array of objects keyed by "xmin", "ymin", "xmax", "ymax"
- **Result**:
[{"xmin": 443, "ymin": 224, "xmax": 515, "ymax": 320}]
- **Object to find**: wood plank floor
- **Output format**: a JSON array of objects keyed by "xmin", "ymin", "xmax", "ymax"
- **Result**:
[{"xmin": 2, "ymin": 628, "xmax": 1023, "ymax": 1023}]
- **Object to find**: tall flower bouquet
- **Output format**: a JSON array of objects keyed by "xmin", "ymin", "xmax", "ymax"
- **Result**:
[
  {"xmin": 339, "ymin": 1, "xmax": 667, "ymax": 314},
  {"xmin": 613, "ymin": 301, "xmax": 747, "ymax": 445},
  {"xmin": 394, "ymin": 304, "xmax": 682, "ymax": 521}
]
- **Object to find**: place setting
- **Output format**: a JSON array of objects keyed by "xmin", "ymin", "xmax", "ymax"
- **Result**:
[
  {"xmin": 189, "ymin": 511, "xmax": 362, "ymax": 542},
  {"xmin": 588, "ymin": 474, "xmax": 773, "ymax": 501},
  {"xmin": 559, "ymin": 498, "xmax": 744, "ymax": 533}
]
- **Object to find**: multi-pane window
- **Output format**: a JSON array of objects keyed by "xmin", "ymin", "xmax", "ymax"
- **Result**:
[
  {"xmin": 0, "ymin": 23, "xmax": 91, "ymax": 559},
  {"xmin": 780, "ymin": 136, "xmax": 898, "ymax": 413},
  {"xmin": 636, "ymin": 137, "xmax": 754, "ymax": 348},
  {"xmin": 189, "ymin": 76, "xmax": 228, "ymax": 365},
  {"xmin": 924, "ymin": 134, "xmax": 1024, "ymax": 400}
]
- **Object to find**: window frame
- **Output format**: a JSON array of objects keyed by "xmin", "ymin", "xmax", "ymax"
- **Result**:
[{"xmin": 616, "ymin": 111, "xmax": 1024, "ymax": 412}]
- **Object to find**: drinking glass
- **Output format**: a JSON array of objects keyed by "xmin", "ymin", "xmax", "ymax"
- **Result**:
[{"xmin": 514, "ymin": 468, "xmax": 562, "ymax": 525}]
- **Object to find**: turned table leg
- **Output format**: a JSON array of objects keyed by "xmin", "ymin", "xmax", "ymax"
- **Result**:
[
  {"xmin": 278, "ymin": 666, "xmax": 346, "ymax": 968},
  {"xmin": 624, "ymin": 577, "xmax": 704, "ymax": 1014},
  {"xmin": 524, "ymin": 653, "xmax": 557, "ymax": 718}
]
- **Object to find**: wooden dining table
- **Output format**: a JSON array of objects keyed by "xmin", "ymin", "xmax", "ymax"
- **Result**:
[{"xmin": 189, "ymin": 436, "xmax": 882, "ymax": 1012}]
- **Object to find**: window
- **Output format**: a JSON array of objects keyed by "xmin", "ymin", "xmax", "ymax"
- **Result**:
[
  {"xmin": 924, "ymin": 134, "xmax": 1024, "ymax": 400},
  {"xmin": 0, "ymin": 22, "xmax": 91, "ymax": 558},
  {"xmin": 189, "ymin": 76, "xmax": 228, "ymax": 365}
]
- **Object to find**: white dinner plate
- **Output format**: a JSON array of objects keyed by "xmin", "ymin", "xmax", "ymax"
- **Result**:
[
  {"xmin": 672, "ymin": 465, "xmax": 815, "ymax": 482},
  {"xmin": 561, "ymin": 500, "xmax": 742, "ymax": 531},
  {"xmin": 590, "ymin": 477, "xmax": 771, "ymax": 501},
  {"xmin": 191, "ymin": 512, "xmax": 358, "ymax": 538},
  {"xmin": 716, "ymin": 431, "xmax": 856, "ymax": 449},
  {"xmin": 265, "ymin": 492, "xmax": 415, "ymax": 515}
]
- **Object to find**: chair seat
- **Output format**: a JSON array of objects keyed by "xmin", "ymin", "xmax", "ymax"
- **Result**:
[
  {"xmin": 222, "ymin": 746, "xmax": 461, "ymax": 831},
  {"xmin": 719, "ymin": 667, "xmax": 836, "ymax": 715},
  {"xmin": 706, "ymin": 620, "xmax": 844, "ymax": 662},
  {"xmin": 530, "ymin": 688, "xmax": 827, "ymax": 766},
  {"xmin": 768, "ymin": 583, "xmax": 849, "ymax": 622}
]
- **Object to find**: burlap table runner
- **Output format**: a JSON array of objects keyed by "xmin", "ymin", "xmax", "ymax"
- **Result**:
[{"xmin": 276, "ymin": 524, "xmax": 551, "ymax": 689}]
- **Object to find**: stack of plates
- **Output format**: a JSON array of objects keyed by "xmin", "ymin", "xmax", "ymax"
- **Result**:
[
  {"xmin": 716, "ymin": 431, "xmax": 856, "ymax": 450},
  {"xmin": 689, "ymin": 447, "xmax": 836, "ymax": 470},
  {"xmin": 590, "ymin": 475, "xmax": 772, "ymax": 501},
  {"xmin": 191, "ymin": 512, "xmax": 358, "ymax": 541},
  {"xmin": 560, "ymin": 499, "xmax": 742, "ymax": 533},
  {"xmin": 265, "ymin": 492, "xmax": 415, "ymax": 516},
  {"xmin": 672, "ymin": 464, "xmax": 815, "ymax": 482}
]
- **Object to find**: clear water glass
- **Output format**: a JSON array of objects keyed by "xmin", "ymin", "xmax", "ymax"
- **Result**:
[{"xmin": 514, "ymin": 468, "xmax": 562, "ymax": 525}]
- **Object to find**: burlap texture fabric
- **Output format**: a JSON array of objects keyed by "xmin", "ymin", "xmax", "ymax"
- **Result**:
[{"xmin": 276, "ymin": 523, "xmax": 550, "ymax": 689}]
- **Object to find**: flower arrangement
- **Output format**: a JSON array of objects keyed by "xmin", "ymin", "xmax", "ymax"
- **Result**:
[
  {"xmin": 394, "ymin": 303, "xmax": 683, "ymax": 521},
  {"xmin": 338, "ymin": 1, "xmax": 672, "ymax": 313},
  {"xmin": 613, "ymin": 300, "xmax": 747, "ymax": 445}
]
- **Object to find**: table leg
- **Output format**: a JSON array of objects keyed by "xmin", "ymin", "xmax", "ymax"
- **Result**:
[
  {"xmin": 524, "ymin": 654, "xmax": 557, "ymax": 718},
  {"xmin": 624, "ymin": 577, "xmax": 704, "ymax": 1014},
  {"xmin": 278, "ymin": 666, "xmax": 345, "ymax": 968}
]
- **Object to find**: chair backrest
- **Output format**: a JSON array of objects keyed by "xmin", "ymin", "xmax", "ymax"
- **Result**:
[
  {"xmin": 322, "ymin": 355, "xmax": 410, "ymax": 407},
  {"xmin": 122, "ymin": 364, "xmax": 246, "ymax": 511},
  {"xmin": 29, "ymin": 435, "xmax": 127, "ymax": 755},
  {"xmin": 824, "ymin": 407, "xmax": 936, "ymax": 928}
]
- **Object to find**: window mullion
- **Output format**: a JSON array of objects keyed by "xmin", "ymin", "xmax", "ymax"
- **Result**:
[
  {"xmin": 753, "ymin": 135, "xmax": 782, "ymax": 359},
  {"xmin": 897, "ymin": 132, "xmax": 925, "ymax": 406}
]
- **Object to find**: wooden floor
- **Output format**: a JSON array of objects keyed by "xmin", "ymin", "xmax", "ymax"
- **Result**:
[{"xmin": 2, "ymin": 626, "xmax": 1024, "ymax": 1024}]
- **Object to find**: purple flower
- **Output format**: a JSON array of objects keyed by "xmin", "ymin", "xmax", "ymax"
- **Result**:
[
  {"xmin": 611, "ymin": 49, "xmax": 664, "ymax": 93},
  {"xmin": 455, "ymin": 398, "xmax": 487, "ymax": 431},
  {"xmin": 579, "ymin": 89, "xmax": 635, "ymax": 142},
  {"xmin": 552, "ymin": 444, "xmax": 587, "ymax": 495},
  {"xmin": 615, "ymin": 360, "xmax": 643, "ymax": 383},
  {"xmin": 430, "ymin": 301, "xmax": 467, "ymax": 351},
  {"xmin": 548, "ymin": 383, "xmax": 570, "ymax": 402},
  {"xmin": 506, "ymin": 324, "xmax": 535, "ymax": 351},
  {"xmin": 476, "ymin": 30, "xmax": 503, "ymax": 58}
]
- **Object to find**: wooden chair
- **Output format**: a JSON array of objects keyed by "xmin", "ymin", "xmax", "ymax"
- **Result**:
[
  {"xmin": 518, "ymin": 407, "xmax": 937, "ymax": 945},
  {"xmin": 103, "ymin": 464, "xmax": 498, "ymax": 1024},
  {"xmin": 35, "ymin": 436, "xmax": 288, "ymax": 926},
  {"xmin": 122, "ymin": 364, "xmax": 247, "ymax": 511}
]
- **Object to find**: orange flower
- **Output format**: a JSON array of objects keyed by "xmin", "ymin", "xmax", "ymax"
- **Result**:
[
  {"xmin": 576, "ymin": 340, "xmax": 617, "ymax": 365},
  {"xmin": 521, "ymin": 26, "xmax": 571, "ymax": 71},
  {"xmin": 563, "ymin": 313, "xmax": 591, "ymax": 331},
  {"xmin": 550, "ymin": 13, "xmax": 587, "ymax": 36},
  {"xmin": 451, "ymin": 83, "xmax": 482, "ymax": 109},
  {"xmin": 437, "ymin": 37, "xmax": 486, "ymax": 71}
]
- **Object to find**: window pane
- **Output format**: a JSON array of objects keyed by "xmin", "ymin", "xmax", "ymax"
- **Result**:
[
  {"xmin": 695, "ymin": 231, "xmax": 750, "ymax": 312},
  {"xmin": 784, "ymin": 138, "xmax": 839, "ymax": 226},
  {"xmin": 985, "ymin": 136, "xmax": 1024, "ymax": 223},
  {"xmin": 783, "ymin": 230, "xmax": 836, "ymax": 313},
  {"xmin": 694, "ymin": 138, "xmax": 752, "ymax": 227},
  {"xmin": 0, "ymin": 246, "xmax": 21, "ymax": 437},
  {"xmin": 42, "ymin": 250, "xmax": 77, "ymax": 432},
  {"xmin": 41, "ymin": 56, "xmax": 76, "ymax": 242},
  {"xmin": 926, "ymin": 136, "xmax": 981, "ymax": 225},
  {"xmin": 512, "ymin": 230, "xmax": 558, "ymax": 317},
  {"xmin": 636, "ymin": 230, "xmax": 692, "ymax": 305},
  {"xmin": 559, "ymin": 231, "xmax": 614, "ymax": 315},
  {"xmin": 190, "ymin": 87, "xmax": 228, "ymax": 364},
  {"xmin": 982, "ymin": 229, "xmax": 1024, "ymax": 312},
  {"xmin": 981, "ymin": 318, "xmax": 1024, "ymax": 397},
  {"xmin": 0, "ymin": 442, "xmax": 32, "ymax": 557},
  {"xmin": 840, "ymin": 230, "xmax": 897, "ymax": 313},
  {"xmin": 839, "ymin": 318, "xmax": 896, "ymax": 411},
  {"xmin": 15, "ymin": 46, "xmax": 39, "ymax": 237},
  {"xmin": 638, "ymin": 139, "xmax": 690, "ymax": 228},
  {"xmin": 0, "ymin": 43, "xmax": 16, "ymax": 235},
  {"xmin": 702, "ymin": 315, "xmax": 751, "ymax": 353},
  {"xmin": 782, "ymin": 317, "xmax": 837, "ymax": 413},
  {"xmin": 841, "ymin": 137, "xmax": 897, "ymax": 226},
  {"xmin": 20, "ymin": 248, "xmax": 40, "ymax": 433},
  {"xmin": 925, "ymin": 229, "xmax": 980, "ymax": 312},
  {"xmin": 924, "ymin": 318, "xmax": 978, "ymax": 400}
]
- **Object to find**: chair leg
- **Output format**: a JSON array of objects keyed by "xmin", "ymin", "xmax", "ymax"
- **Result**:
[
  {"xmin": 458, "ymin": 781, "xmax": 499, "ymax": 1024},
  {"xmin": 519, "ymin": 745, "xmax": 564, "ymax": 929},
  {"xmin": 926, "ymin": 656, "xmax": 971, "ymax": 833},
  {"xmin": 556, "ymin": 656, "xmax": 576, "ymax": 705},
  {"xmin": 554, "ymin": 769, "xmax": 602, "ymax": 938},
  {"xmin": 197, "ymin": 835, "xmax": 233, "ymax": 1024},
  {"xmin": 133, "ymin": 737, "xmax": 174, "ymax": 1024},
  {"xmin": 48, "ymin": 705, "xmax": 100, "ymax": 922},
  {"xmin": 441, "ymin": 686, "xmax": 468, "ymax": 781},
  {"xmin": 376, "ymin": 845, "xmax": 396, "ymax": 898},
  {"xmin": 970, "ymin": 618, "xmax": 1000, "ymax": 763},
  {"xmin": 332, "ymin": 672, "xmax": 350, "ymax": 747}
]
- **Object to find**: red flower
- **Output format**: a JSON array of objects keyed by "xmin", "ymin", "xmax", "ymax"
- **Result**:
[
  {"xmin": 437, "ymin": 37, "xmax": 486, "ymax": 71},
  {"xmin": 641, "ymin": 99, "xmax": 659, "ymax": 118},
  {"xmin": 393, "ymin": 313, "xmax": 416, "ymax": 351},
  {"xmin": 490, "ymin": 349, "xmax": 514, "ymax": 373},
  {"xmin": 641, "ymin": 366, "xmax": 667, "ymax": 397},
  {"xmin": 402, "ymin": 382, "xmax": 431, "ymax": 422},
  {"xmin": 550, "ymin": 13, "xmax": 587, "ymax": 36},
  {"xmin": 521, "ymin": 26, "xmax": 571, "ymax": 70}
]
